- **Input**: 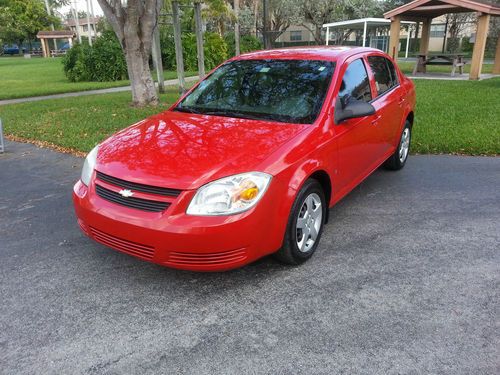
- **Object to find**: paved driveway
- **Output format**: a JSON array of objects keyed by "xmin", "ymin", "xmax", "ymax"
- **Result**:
[{"xmin": 1, "ymin": 141, "xmax": 499, "ymax": 374}]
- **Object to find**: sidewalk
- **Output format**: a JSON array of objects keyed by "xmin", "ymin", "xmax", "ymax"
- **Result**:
[{"xmin": 0, "ymin": 76, "xmax": 199, "ymax": 106}]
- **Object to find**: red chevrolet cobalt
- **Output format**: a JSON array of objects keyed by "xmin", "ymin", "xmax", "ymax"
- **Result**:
[{"xmin": 73, "ymin": 47, "xmax": 415, "ymax": 271}]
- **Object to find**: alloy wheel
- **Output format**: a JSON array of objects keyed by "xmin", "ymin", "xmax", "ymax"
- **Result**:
[
  {"xmin": 399, "ymin": 128, "xmax": 410, "ymax": 163},
  {"xmin": 296, "ymin": 193, "xmax": 323, "ymax": 253}
]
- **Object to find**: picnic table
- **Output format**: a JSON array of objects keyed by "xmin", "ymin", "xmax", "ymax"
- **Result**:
[
  {"xmin": 413, "ymin": 53, "xmax": 467, "ymax": 76},
  {"xmin": 50, "ymin": 49, "xmax": 67, "ymax": 57}
]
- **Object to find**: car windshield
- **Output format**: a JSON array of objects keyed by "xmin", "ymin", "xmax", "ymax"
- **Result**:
[{"xmin": 174, "ymin": 59, "xmax": 335, "ymax": 124}]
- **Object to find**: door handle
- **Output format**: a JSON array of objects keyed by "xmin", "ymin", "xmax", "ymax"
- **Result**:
[
  {"xmin": 371, "ymin": 115, "xmax": 381, "ymax": 125},
  {"xmin": 398, "ymin": 96, "xmax": 405, "ymax": 106}
]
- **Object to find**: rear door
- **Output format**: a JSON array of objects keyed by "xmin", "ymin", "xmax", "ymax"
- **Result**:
[{"xmin": 366, "ymin": 54, "xmax": 406, "ymax": 154}]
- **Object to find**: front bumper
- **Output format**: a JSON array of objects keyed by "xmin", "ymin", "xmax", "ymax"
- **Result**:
[{"xmin": 73, "ymin": 177, "xmax": 288, "ymax": 271}]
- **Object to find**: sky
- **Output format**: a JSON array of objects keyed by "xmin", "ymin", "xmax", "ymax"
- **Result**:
[{"xmin": 57, "ymin": 0, "xmax": 104, "ymax": 18}]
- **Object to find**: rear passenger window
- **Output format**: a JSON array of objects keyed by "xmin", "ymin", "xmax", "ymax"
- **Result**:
[
  {"xmin": 368, "ymin": 56, "xmax": 398, "ymax": 96},
  {"xmin": 386, "ymin": 58, "xmax": 398, "ymax": 87},
  {"xmin": 338, "ymin": 58, "xmax": 372, "ymax": 104}
]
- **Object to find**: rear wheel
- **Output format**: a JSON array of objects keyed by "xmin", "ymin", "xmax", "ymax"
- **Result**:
[
  {"xmin": 384, "ymin": 120, "xmax": 411, "ymax": 170},
  {"xmin": 274, "ymin": 179, "xmax": 326, "ymax": 265}
]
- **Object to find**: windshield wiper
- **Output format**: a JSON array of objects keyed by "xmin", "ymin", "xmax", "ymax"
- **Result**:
[
  {"xmin": 177, "ymin": 107, "xmax": 291, "ymax": 123},
  {"xmin": 202, "ymin": 110, "xmax": 267, "ymax": 121},
  {"xmin": 174, "ymin": 106, "xmax": 202, "ymax": 114}
]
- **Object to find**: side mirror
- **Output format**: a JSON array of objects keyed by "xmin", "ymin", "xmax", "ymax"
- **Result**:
[{"xmin": 334, "ymin": 96, "xmax": 376, "ymax": 125}]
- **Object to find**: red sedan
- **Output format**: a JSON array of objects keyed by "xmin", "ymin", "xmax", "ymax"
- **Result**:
[{"xmin": 73, "ymin": 47, "xmax": 415, "ymax": 271}]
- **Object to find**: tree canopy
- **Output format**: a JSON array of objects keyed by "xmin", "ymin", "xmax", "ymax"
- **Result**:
[{"xmin": 0, "ymin": 0, "xmax": 58, "ymax": 46}]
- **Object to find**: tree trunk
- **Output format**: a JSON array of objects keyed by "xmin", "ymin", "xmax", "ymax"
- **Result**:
[
  {"xmin": 17, "ymin": 39, "xmax": 24, "ymax": 56},
  {"xmin": 125, "ymin": 47, "xmax": 158, "ymax": 107},
  {"xmin": 302, "ymin": 24, "xmax": 323, "ymax": 45},
  {"xmin": 315, "ymin": 26, "xmax": 323, "ymax": 45},
  {"xmin": 97, "ymin": 0, "xmax": 161, "ymax": 107},
  {"xmin": 122, "ymin": 21, "xmax": 158, "ymax": 106},
  {"xmin": 253, "ymin": 0, "xmax": 259, "ymax": 37}
]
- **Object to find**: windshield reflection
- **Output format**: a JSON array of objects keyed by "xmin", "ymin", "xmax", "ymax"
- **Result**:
[{"xmin": 175, "ymin": 59, "xmax": 335, "ymax": 124}]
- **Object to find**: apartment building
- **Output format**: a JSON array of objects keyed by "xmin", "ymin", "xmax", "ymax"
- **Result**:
[{"xmin": 65, "ymin": 17, "xmax": 102, "ymax": 39}]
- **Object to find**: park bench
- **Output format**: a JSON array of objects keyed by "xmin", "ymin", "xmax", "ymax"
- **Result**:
[{"xmin": 413, "ymin": 53, "xmax": 467, "ymax": 76}]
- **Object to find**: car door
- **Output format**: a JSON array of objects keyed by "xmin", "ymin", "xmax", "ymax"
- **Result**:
[
  {"xmin": 366, "ymin": 54, "xmax": 406, "ymax": 154},
  {"xmin": 334, "ymin": 57, "xmax": 382, "ymax": 194}
]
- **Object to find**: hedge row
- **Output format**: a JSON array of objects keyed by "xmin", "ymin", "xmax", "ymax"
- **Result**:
[
  {"xmin": 63, "ymin": 30, "xmax": 262, "ymax": 82},
  {"xmin": 62, "ymin": 31, "xmax": 128, "ymax": 82},
  {"xmin": 161, "ymin": 32, "xmax": 262, "ymax": 71}
]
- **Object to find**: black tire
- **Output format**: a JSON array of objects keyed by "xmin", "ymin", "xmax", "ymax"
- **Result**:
[
  {"xmin": 274, "ymin": 179, "xmax": 326, "ymax": 265},
  {"xmin": 384, "ymin": 120, "xmax": 412, "ymax": 171}
]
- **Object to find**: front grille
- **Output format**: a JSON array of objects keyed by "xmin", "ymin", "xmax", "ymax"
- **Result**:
[
  {"xmin": 95, "ymin": 171, "xmax": 182, "ymax": 197},
  {"xmin": 95, "ymin": 184, "xmax": 170, "ymax": 212},
  {"xmin": 166, "ymin": 248, "xmax": 247, "ymax": 267},
  {"xmin": 90, "ymin": 226, "xmax": 155, "ymax": 260}
]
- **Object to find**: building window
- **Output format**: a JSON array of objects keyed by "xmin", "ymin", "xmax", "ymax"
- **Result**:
[
  {"xmin": 430, "ymin": 24, "xmax": 446, "ymax": 38},
  {"xmin": 290, "ymin": 31, "xmax": 302, "ymax": 41}
]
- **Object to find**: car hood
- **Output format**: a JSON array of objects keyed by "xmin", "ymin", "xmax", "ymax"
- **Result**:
[{"xmin": 96, "ymin": 111, "xmax": 309, "ymax": 190}]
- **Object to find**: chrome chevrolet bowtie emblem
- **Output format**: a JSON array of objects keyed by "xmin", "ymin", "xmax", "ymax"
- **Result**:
[{"xmin": 119, "ymin": 189, "xmax": 134, "ymax": 198}]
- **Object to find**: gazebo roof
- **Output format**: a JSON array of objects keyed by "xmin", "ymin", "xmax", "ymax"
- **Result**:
[
  {"xmin": 384, "ymin": 0, "xmax": 500, "ymax": 20},
  {"xmin": 37, "ymin": 30, "xmax": 75, "ymax": 39},
  {"xmin": 323, "ymin": 17, "xmax": 415, "ymax": 29}
]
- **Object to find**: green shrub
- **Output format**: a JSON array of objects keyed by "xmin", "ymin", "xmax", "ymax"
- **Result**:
[
  {"xmin": 90, "ymin": 31, "xmax": 128, "ymax": 81},
  {"xmin": 446, "ymin": 37, "xmax": 461, "ymax": 53},
  {"xmin": 204, "ymin": 32, "xmax": 228, "ymax": 70},
  {"xmin": 224, "ymin": 33, "xmax": 263, "ymax": 57},
  {"xmin": 62, "ymin": 30, "xmax": 127, "ymax": 82},
  {"xmin": 160, "ymin": 31, "xmax": 228, "ymax": 72},
  {"xmin": 461, "ymin": 37, "xmax": 473, "ymax": 54},
  {"xmin": 62, "ymin": 43, "xmax": 92, "ymax": 82}
]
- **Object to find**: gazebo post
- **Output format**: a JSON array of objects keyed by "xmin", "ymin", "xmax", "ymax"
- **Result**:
[
  {"xmin": 420, "ymin": 18, "xmax": 431, "ymax": 55},
  {"xmin": 41, "ymin": 38, "xmax": 48, "ymax": 58},
  {"xmin": 405, "ymin": 25, "xmax": 411, "ymax": 58},
  {"xmin": 389, "ymin": 16, "xmax": 401, "ymax": 59},
  {"xmin": 470, "ymin": 13, "xmax": 490, "ymax": 80},
  {"xmin": 493, "ymin": 34, "xmax": 500, "ymax": 74}
]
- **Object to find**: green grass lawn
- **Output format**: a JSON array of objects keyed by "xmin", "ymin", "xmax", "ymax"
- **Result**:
[
  {"xmin": 0, "ymin": 78, "xmax": 499, "ymax": 155},
  {"xmin": 411, "ymin": 78, "xmax": 499, "ymax": 155},
  {"xmin": 0, "ymin": 88, "xmax": 182, "ymax": 153},
  {"xmin": 396, "ymin": 60, "xmax": 493, "ymax": 75},
  {"xmin": 0, "ymin": 56, "xmax": 196, "ymax": 100}
]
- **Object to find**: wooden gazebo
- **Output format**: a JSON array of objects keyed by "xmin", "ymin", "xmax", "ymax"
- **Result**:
[
  {"xmin": 36, "ymin": 30, "xmax": 75, "ymax": 58},
  {"xmin": 384, "ymin": 0, "xmax": 500, "ymax": 79}
]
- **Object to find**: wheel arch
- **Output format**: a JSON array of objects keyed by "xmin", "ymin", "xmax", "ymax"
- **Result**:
[
  {"xmin": 306, "ymin": 170, "xmax": 332, "ymax": 224},
  {"xmin": 297, "ymin": 169, "xmax": 333, "ymax": 224},
  {"xmin": 281, "ymin": 157, "xmax": 335, "ymax": 229},
  {"xmin": 406, "ymin": 111, "xmax": 414, "ymax": 128}
]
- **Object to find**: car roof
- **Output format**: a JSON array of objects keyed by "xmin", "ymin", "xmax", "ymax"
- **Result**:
[{"xmin": 235, "ymin": 46, "xmax": 383, "ymax": 62}]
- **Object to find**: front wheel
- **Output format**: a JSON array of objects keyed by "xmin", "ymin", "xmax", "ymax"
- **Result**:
[
  {"xmin": 274, "ymin": 179, "xmax": 326, "ymax": 265},
  {"xmin": 384, "ymin": 120, "xmax": 412, "ymax": 170}
]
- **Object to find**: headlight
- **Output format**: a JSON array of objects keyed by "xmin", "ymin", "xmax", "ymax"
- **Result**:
[
  {"xmin": 81, "ymin": 145, "xmax": 98, "ymax": 186},
  {"xmin": 187, "ymin": 172, "xmax": 272, "ymax": 216}
]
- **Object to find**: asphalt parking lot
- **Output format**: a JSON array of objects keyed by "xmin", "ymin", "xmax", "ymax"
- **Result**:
[{"xmin": 1, "ymin": 140, "xmax": 499, "ymax": 374}]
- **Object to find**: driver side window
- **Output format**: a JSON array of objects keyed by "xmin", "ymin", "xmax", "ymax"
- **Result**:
[{"xmin": 338, "ymin": 59, "xmax": 372, "ymax": 104}]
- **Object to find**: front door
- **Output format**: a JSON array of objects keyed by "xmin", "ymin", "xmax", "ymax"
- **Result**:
[{"xmin": 334, "ymin": 57, "xmax": 381, "ymax": 194}]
